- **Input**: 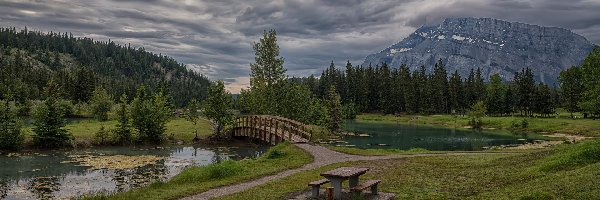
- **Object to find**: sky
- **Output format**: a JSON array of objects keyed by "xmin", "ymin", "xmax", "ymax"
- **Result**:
[{"xmin": 1, "ymin": 0, "xmax": 599, "ymax": 93}]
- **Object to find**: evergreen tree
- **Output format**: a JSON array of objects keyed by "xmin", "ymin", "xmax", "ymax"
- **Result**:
[
  {"xmin": 32, "ymin": 81, "xmax": 72, "ymax": 148},
  {"xmin": 0, "ymin": 100, "xmax": 24, "ymax": 150},
  {"xmin": 515, "ymin": 68, "xmax": 536, "ymax": 116},
  {"xmin": 579, "ymin": 47, "xmax": 600, "ymax": 117},
  {"xmin": 113, "ymin": 94, "xmax": 132, "ymax": 144},
  {"xmin": 325, "ymin": 85, "xmax": 342, "ymax": 133},
  {"xmin": 559, "ymin": 66, "xmax": 585, "ymax": 118},
  {"xmin": 448, "ymin": 70, "xmax": 464, "ymax": 114},
  {"xmin": 485, "ymin": 74, "xmax": 508, "ymax": 116}
]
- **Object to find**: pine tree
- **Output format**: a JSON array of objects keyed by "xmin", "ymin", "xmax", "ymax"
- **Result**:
[
  {"xmin": 579, "ymin": 47, "xmax": 600, "ymax": 117},
  {"xmin": 32, "ymin": 81, "xmax": 72, "ymax": 148},
  {"xmin": 558, "ymin": 66, "xmax": 585, "ymax": 118},
  {"xmin": 0, "ymin": 100, "xmax": 24, "ymax": 150},
  {"xmin": 326, "ymin": 85, "xmax": 342, "ymax": 133},
  {"xmin": 113, "ymin": 94, "xmax": 132, "ymax": 144},
  {"xmin": 485, "ymin": 74, "xmax": 507, "ymax": 116},
  {"xmin": 448, "ymin": 70, "xmax": 464, "ymax": 114}
]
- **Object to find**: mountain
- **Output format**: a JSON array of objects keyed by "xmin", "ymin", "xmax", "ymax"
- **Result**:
[
  {"xmin": 0, "ymin": 28, "xmax": 210, "ymax": 106},
  {"xmin": 362, "ymin": 17, "xmax": 596, "ymax": 85}
]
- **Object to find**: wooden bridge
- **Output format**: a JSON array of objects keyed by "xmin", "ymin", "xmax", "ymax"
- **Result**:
[{"xmin": 232, "ymin": 115, "xmax": 312, "ymax": 144}]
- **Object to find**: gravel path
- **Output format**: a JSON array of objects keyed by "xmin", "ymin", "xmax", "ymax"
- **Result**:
[{"xmin": 181, "ymin": 143, "xmax": 511, "ymax": 200}]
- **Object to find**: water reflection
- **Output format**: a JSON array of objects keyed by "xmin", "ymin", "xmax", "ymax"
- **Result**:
[{"xmin": 0, "ymin": 144, "xmax": 266, "ymax": 199}]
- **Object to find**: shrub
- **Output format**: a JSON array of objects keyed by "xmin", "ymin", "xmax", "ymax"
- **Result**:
[
  {"xmin": 90, "ymin": 87, "xmax": 114, "ymax": 121},
  {"xmin": 95, "ymin": 126, "xmax": 110, "ymax": 145},
  {"xmin": 511, "ymin": 118, "xmax": 529, "ymax": 129},
  {"xmin": 206, "ymin": 160, "xmax": 243, "ymax": 179},
  {"xmin": 468, "ymin": 101, "xmax": 486, "ymax": 129}
]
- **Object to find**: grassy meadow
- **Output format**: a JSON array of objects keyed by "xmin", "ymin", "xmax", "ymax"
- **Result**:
[
  {"xmin": 217, "ymin": 139, "xmax": 600, "ymax": 200},
  {"xmin": 21, "ymin": 117, "xmax": 214, "ymax": 146}
]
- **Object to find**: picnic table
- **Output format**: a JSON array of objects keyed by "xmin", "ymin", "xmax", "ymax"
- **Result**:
[{"xmin": 320, "ymin": 167, "xmax": 369, "ymax": 200}]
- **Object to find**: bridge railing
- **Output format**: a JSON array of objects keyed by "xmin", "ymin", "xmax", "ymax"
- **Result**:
[{"xmin": 233, "ymin": 115, "xmax": 312, "ymax": 142}]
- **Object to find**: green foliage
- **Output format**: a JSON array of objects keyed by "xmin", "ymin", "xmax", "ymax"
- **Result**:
[
  {"xmin": 0, "ymin": 100, "xmax": 24, "ymax": 150},
  {"xmin": 248, "ymin": 29, "xmax": 286, "ymax": 115},
  {"xmin": 325, "ymin": 85, "xmax": 342, "ymax": 133},
  {"xmin": 510, "ymin": 118, "xmax": 529, "ymax": 129},
  {"xmin": 131, "ymin": 86, "xmax": 172, "ymax": 144},
  {"xmin": 184, "ymin": 98, "xmax": 203, "ymax": 137},
  {"xmin": 559, "ymin": 66, "xmax": 585, "ymax": 117},
  {"xmin": 342, "ymin": 102, "xmax": 358, "ymax": 120},
  {"xmin": 203, "ymin": 81, "xmax": 234, "ymax": 138},
  {"xmin": 94, "ymin": 125, "xmax": 110, "ymax": 145},
  {"xmin": 485, "ymin": 74, "xmax": 508, "ymax": 116},
  {"xmin": 113, "ymin": 94, "xmax": 133, "ymax": 144},
  {"xmin": 206, "ymin": 160, "xmax": 243, "ymax": 179},
  {"xmin": 0, "ymin": 28, "xmax": 210, "ymax": 107},
  {"xmin": 468, "ymin": 101, "xmax": 486, "ymax": 128},
  {"xmin": 32, "ymin": 92, "xmax": 72, "ymax": 147},
  {"xmin": 537, "ymin": 139, "xmax": 600, "ymax": 172},
  {"xmin": 90, "ymin": 87, "xmax": 114, "ymax": 121},
  {"xmin": 579, "ymin": 47, "xmax": 600, "ymax": 116}
]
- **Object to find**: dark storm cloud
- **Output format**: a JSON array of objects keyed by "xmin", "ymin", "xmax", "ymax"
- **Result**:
[{"xmin": 1, "ymin": 0, "xmax": 598, "ymax": 92}]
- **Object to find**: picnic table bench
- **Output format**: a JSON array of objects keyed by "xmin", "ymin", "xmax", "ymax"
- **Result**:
[{"xmin": 309, "ymin": 167, "xmax": 381, "ymax": 200}]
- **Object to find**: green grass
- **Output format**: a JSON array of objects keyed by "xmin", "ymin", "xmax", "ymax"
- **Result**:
[
  {"xmin": 357, "ymin": 113, "xmax": 600, "ymax": 136},
  {"xmin": 85, "ymin": 142, "xmax": 313, "ymax": 200},
  {"xmin": 23, "ymin": 117, "xmax": 213, "ymax": 146},
  {"xmin": 328, "ymin": 146, "xmax": 431, "ymax": 155},
  {"xmin": 217, "ymin": 139, "xmax": 600, "ymax": 200}
]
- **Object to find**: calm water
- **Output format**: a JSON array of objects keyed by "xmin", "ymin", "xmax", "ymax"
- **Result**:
[
  {"xmin": 0, "ymin": 144, "xmax": 266, "ymax": 199},
  {"xmin": 341, "ymin": 121, "xmax": 544, "ymax": 151}
]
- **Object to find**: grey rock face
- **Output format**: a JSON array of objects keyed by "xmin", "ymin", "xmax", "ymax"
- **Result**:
[{"xmin": 362, "ymin": 17, "xmax": 595, "ymax": 85}]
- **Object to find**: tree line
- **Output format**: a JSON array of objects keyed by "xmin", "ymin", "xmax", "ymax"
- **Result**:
[{"xmin": 293, "ymin": 47, "xmax": 600, "ymax": 118}]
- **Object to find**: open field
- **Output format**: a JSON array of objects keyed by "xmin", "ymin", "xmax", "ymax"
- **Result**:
[
  {"xmin": 85, "ymin": 142, "xmax": 313, "ymax": 200},
  {"xmin": 356, "ymin": 113, "xmax": 600, "ymax": 137},
  {"xmin": 217, "ymin": 139, "xmax": 600, "ymax": 200}
]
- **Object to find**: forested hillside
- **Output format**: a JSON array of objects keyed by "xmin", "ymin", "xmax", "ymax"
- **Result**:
[{"xmin": 0, "ymin": 27, "xmax": 210, "ymax": 107}]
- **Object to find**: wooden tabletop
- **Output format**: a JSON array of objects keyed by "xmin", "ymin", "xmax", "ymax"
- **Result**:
[{"xmin": 320, "ymin": 167, "xmax": 369, "ymax": 178}]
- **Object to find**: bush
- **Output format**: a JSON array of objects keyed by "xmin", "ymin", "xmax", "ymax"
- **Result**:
[
  {"xmin": 511, "ymin": 118, "xmax": 529, "ymax": 129},
  {"xmin": 0, "ymin": 101, "xmax": 24, "ymax": 151},
  {"xmin": 468, "ymin": 101, "xmax": 486, "ymax": 129},
  {"xmin": 206, "ymin": 160, "xmax": 243, "ymax": 179},
  {"xmin": 90, "ymin": 87, "xmax": 114, "ymax": 121},
  {"xmin": 95, "ymin": 126, "xmax": 111, "ymax": 145},
  {"xmin": 342, "ymin": 103, "xmax": 358, "ymax": 120}
]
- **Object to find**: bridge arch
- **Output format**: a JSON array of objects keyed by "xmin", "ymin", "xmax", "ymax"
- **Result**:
[{"xmin": 232, "ymin": 115, "xmax": 312, "ymax": 145}]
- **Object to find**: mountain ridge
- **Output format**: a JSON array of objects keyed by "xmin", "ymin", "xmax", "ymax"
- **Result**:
[{"xmin": 363, "ymin": 17, "xmax": 595, "ymax": 85}]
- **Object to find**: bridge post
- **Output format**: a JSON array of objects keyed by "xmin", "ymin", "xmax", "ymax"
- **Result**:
[{"xmin": 275, "ymin": 120, "xmax": 279, "ymax": 143}]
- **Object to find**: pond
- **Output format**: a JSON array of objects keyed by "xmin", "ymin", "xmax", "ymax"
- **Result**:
[
  {"xmin": 340, "ymin": 120, "xmax": 546, "ymax": 151},
  {"xmin": 0, "ymin": 144, "xmax": 267, "ymax": 199}
]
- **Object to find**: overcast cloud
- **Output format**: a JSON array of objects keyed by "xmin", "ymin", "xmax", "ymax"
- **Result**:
[{"xmin": 1, "ymin": 0, "xmax": 599, "ymax": 93}]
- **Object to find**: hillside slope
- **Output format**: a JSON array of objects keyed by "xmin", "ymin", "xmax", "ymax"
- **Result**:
[{"xmin": 0, "ymin": 28, "xmax": 209, "ymax": 106}]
